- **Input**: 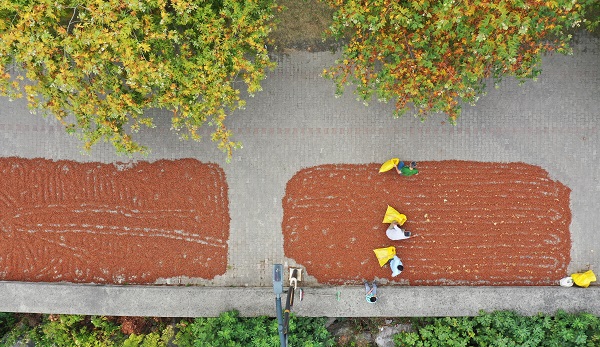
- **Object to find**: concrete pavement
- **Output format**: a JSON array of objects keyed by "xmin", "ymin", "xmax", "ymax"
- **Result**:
[
  {"xmin": 1, "ymin": 282, "xmax": 599, "ymax": 317},
  {"xmin": 0, "ymin": 32, "xmax": 598, "ymax": 317}
]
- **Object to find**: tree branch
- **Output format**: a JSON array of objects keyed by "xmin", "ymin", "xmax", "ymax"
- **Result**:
[{"xmin": 67, "ymin": 6, "xmax": 78, "ymax": 34}]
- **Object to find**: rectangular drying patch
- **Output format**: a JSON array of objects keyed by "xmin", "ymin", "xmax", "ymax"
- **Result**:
[
  {"xmin": 0, "ymin": 158, "xmax": 229, "ymax": 284},
  {"xmin": 282, "ymin": 161, "xmax": 571, "ymax": 286}
]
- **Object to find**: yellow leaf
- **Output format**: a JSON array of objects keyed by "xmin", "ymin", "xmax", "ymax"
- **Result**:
[{"xmin": 139, "ymin": 43, "xmax": 150, "ymax": 52}]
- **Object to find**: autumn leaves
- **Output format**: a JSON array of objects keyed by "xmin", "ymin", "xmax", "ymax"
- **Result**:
[{"xmin": 0, "ymin": 0, "xmax": 592, "ymax": 159}]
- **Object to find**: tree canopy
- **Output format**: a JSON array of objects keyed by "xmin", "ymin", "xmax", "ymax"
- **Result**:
[
  {"xmin": 324, "ymin": 0, "xmax": 595, "ymax": 122},
  {"xmin": 0, "ymin": 0, "xmax": 276, "ymax": 158}
]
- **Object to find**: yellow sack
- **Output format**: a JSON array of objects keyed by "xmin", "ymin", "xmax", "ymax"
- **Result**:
[
  {"xmin": 571, "ymin": 270, "xmax": 597, "ymax": 288},
  {"xmin": 382, "ymin": 205, "xmax": 407, "ymax": 226},
  {"xmin": 379, "ymin": 158, "xmax": 400, "ymax": 173},
  {"xmin": 373, "ymin": 246, "xmax": 396, "ymax": 267}
]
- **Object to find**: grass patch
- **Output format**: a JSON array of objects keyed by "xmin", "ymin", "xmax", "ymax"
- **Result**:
[{"xmin": 270, "ymin": 0, "xmax": 339, "ymax": 52}]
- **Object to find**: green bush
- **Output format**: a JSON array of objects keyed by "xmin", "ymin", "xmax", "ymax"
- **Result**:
[
  {"xmin": 394, "ymin": 310, "xmax": 600, "ymax": 347},
  {"xmin": 174, "ymin": 310, "xmax": 334, "ymax": 347},
  {"xmin": 1, "ymin": 314, "xmax": 172, "ymax": 347},
  {"xmin": 0, "ymin": 312, "xmax": 17, "ymax": 338},
  {"xmin": 122, "ymin": 325, "xmax": 174, "ymax": 347},
  {"xmin": 584, "ymin": 1, "xmax": 600, "ymax": 34},
  {"xmin": 1, "ymin": 310, "xmax": 334, "ymax": 346},
  {"xmin": 24, "ymin": 315, "xmax": 124, "ymax": 347},
  {"xmin": 7, "ymin": 310, "xmax": 598, "ymax": 346}
]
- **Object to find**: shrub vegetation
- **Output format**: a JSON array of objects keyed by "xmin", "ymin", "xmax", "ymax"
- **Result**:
[
  {"xmin": 0, "ymin": 0, "xmax": 276, "ymax": 159},
  {"xmin": 0, "ymin": 310, "xmax": 334, "ymax": 347},
  {"xmin": 324, "ymin": 0, "xmax": 597, "ymax": 123},
  {"xmin": 394, "ymin": 310, "xmax": 600, "ymax": 347}
]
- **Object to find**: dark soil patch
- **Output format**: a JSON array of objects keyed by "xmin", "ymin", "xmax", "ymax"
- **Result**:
[{"xmin": 270, "ymin": 0, "xmax": 341, "ymax": 52}]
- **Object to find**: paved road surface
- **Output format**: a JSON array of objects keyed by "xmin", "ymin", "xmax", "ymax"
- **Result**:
[{"xmin": 0, "ymin": 33, "xmax": 598, "ymax": 317}]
